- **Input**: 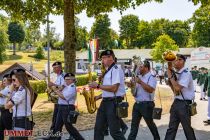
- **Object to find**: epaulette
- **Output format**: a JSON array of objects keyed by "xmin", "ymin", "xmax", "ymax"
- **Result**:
[
  {"xmin": 114, "ymin": 65, "xmax": 118, "ymax": 69},
  {"xmin": 183, "ymin": 69, "xmax": 188, "ymax": 73},
  {"xmin": 18, "ymin": 87, "xmax": 24, "ymax": 91}
]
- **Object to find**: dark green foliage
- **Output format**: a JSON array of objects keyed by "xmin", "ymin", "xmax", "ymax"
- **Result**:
[{"xmin": 34, "ymin": 46, "xmax": 45, "ymax": 59}]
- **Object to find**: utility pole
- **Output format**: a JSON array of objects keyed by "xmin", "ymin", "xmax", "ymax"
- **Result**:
[{"xmin": 47, "ymin": 14, "xmax": 50, "ymax": 83}]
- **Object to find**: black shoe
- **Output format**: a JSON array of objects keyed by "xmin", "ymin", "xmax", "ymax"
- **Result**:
[{"xmin": 122, "ymin": 126, "xmax": 128, "ymax": 135}]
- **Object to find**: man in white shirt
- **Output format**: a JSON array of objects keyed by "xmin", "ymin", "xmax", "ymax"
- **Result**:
[
  {"xmin": 165, "ymin": 54, "xmax": 196, "ymax": 140},
  {"xmin": 89, "ymin": 50, "xmax": 126, "ymax": 140},
  {"xmin": 45, "ymin": 61, "xmax": 65, "ymax": 139},
  {"xmin": 128, "ymin": 61, "xmax": 160, "ymax": 140}
]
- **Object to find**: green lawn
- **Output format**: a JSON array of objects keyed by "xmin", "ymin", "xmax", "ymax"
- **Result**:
[{"xmin": 1, "ymin": 50, "xmax": 65, "ymax": 73}]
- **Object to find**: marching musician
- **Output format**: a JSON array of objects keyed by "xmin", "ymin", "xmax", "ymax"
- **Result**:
[
  {"xmin": 89, "ymin": 50, "xmax": 126, "ymax": 140},
  {"xmin": 102, "ymin": 57, "xmax": 128, "ymax": 136},
  {"xmin": 5, "ymin": 69, "xmax": 34, "ymax": 140},
  {"xmin": 52, "ymin": 73, "xmax": 84, "ymax": 140},
  {"xmin": 127, "ymin": 60, "xmax": 160, "ymax": 140},
  {"xmin": 0, "ymin": 74, "xmax": 13, "ymax": 140},
  {"xmin": 47, "ymin": 61, "xmax": 65, "ymax": 135},
  {"xmin": 165, "ymin": 54, "xmax": 196, "ymax": 140}
]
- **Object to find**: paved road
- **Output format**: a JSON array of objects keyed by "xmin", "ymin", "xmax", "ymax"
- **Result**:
[{"xmin": 37, "ymin": 85, "xmax": 210, "ymax": 140}]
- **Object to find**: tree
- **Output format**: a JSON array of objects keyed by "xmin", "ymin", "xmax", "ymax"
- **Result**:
[
  {"xmin": 150, "ymin": 34, "xmax": 179, "ymax": 64},
  {"xmin": 7, "ymin": 22, "xmax": 25, "ymax": 55},
  {"xmin": 24, "ymin": 24, "xmax": 41, "ymax": 49},
  {"xmin": 119, "ymin": 14, "xmax": 139, "ymax": 48},
  {"xmin": 0, "ymin": 0, "xmax": 202, "ymax": 72},
  {"xmin": 134, "ymin": 20, "xmax": 153, "ymax": 48},
  {"xmin": 0, "ymin": 15, "xmax": 9, "ymax": 64},
  {"xmin": 191, "ymin": 5, "xmax": 210, "ymax": 47},
  {"xmin": 164, "ymin": 20, "xmax": 191, "ymax": 48},
  {"xmin": 90, "ymin": 14, "xmax": 111, "ymax": 50}
]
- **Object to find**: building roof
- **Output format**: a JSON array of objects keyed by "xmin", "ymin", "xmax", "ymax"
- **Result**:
[
  {"xmin": 76, "ymin": 48, "xmax": 195, "ymax": 60},
  {"xmin": 0, "ymin": 63, "xmax": 45, "ymax": 80}
]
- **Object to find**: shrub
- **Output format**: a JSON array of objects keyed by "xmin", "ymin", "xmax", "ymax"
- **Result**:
[
  {"xmin": 34, "ymin": 46, "xmax": 45, "ymax": 59},
  {"xmin": 76, "ymin": 73, "xmax": 97, "ymax": 86},
  {"xmin": 30, "ymin": 80, "xmax": 47, "ymax": 94}
]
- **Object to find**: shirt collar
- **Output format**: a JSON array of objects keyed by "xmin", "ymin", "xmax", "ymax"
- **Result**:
[{"xmin": 177, "ymin": 67, "xmax": 186, "ymax": 73}]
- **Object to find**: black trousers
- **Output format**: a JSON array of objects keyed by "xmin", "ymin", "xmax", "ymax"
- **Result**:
[
  {"xmin": 165, "ymin": 99, "xmax": 196, "ymax": 140},
  {"xmin": 50, "ymin": 104, "xmax": 59, "ymax": 131},
  {"xmin": 0, "ymin": 108, "xmax": 12, "ymax": 140},
  {"xmin": 52, "ymin": 105, "xmax": 84, "ymax": 140},
  {"xmin": 94, "ymin": 99, "xmax": 126, "ymax": 140},
  {"xmin": 128, "ymin": 102, "xmax": 160, "ymax": 140}
]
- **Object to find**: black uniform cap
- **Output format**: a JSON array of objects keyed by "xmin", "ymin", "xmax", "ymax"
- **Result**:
[
  {"xmin": 3, "ymin": 74, "xmax": 11, "ymax": 79},
  {"xmin": 176, "ymin": 54, "xmax": 186, "ymax": 62},
  {"xmin": 10, "ymin": 69, "xmax": 26, "ymax": 77},
  {"xmin": 52, "ymin": 61, "xmax": 62, "ymax": 67},
  {"xmin": 100, "ymin": 50, "xmax": 115, "ymax": 58},
  {"xmin": 64, "ymin": 73, "xmax": 75, "ymax": 79}
]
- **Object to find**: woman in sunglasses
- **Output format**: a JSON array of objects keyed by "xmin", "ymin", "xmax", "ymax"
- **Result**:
[
  {"xmin": 0, "ymin": 74, "xmax": 13, "ymax": 140},
  {"xmin": 5, "ymin": 69, "xmax": 34, "ymax": 140},
  {"xmin": 52, "ymin": 73, "xmax": 84, "ymax": 140}
]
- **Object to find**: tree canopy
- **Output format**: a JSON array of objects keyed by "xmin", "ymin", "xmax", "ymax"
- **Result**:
[
  {"xmin": 191, "ymin": 4, "xmax": 210, "ymax": 47},
  {"xmin": 7, "ymin": 22, "xmax": 25, "ymax": 55},
  {"xmin": 119, "ymin": 14, "xmax": 139, "ymax": 48},
  {"xmin": 0, "ymin": 0, "xmax": 204, "ymax": 72},
  {"xmin": 90, "ymin": 14, "xmax": 111, "ymax": 50},
  {"xmin": 150, "ymin": 34, "xmax": 179, "ymax": 63}
]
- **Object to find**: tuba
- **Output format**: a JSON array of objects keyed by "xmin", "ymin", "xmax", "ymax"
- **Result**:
[
  {"xmin": 81, "ymin": 64, "xmax": 97, "ymax": 114},
  {"xmin": 130, "ymin": 55, "xmax": 142, "ymax": 96}
]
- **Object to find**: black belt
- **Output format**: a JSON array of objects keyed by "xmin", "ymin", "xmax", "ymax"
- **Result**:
[
  {"xmin": 102, "ymin": 97, "xmax": 124, "ymax": 102},
  {"xmin": 13, "ymin": 116, "xmax": 29, "ymax": 120},
  {"xmin": 59, "ymin": 104, "xmax": 74, "ymax": 107},
  {"xmin": 136, "ymin": 101, "xmax": 153, "ymax": 104}
]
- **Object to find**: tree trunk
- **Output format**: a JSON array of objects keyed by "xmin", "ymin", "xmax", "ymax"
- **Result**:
[
  {"xmin": 64, "ymin": 0, "xmax": 76, "ymax": 73},
  {"xmin": 13, "ymin": 42, "xmax": 16, "ymax": 55}
]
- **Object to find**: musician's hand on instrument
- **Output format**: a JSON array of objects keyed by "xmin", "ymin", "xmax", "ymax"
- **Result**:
[
  {"xmin": 88, "ymin": 82, "xmax": 98, "ymax": 88},
  {"xmin": 134, "ymin": 77, "xmax": 141, "ymax": 84}
]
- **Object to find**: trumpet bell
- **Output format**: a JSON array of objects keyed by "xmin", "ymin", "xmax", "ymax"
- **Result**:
[{"xmin": 162, "ymin": 51, "xmax": 177, "ymax": 62}]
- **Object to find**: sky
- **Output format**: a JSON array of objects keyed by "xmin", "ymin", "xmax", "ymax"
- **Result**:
[{"xmin": 1, "ymin": 0, "xmax": 200, "ymax": 39}]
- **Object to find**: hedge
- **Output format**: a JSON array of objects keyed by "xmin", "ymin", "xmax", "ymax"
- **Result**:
[
  {"xmin": 76, "ymin": 73, "xmax": 97, "ymax": 86},
  {"xmin": 29, "ymin": 73, "xmax": 97, "ymax": 94},
  {"xmin": 30, "ymin": 80, "xmax": 47, "ymax": 94}
]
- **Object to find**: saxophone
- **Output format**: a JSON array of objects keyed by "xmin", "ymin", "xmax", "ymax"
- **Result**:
[{"xmin": 81, "ymin": 64, "xmax": 97, "ymax": 114}]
